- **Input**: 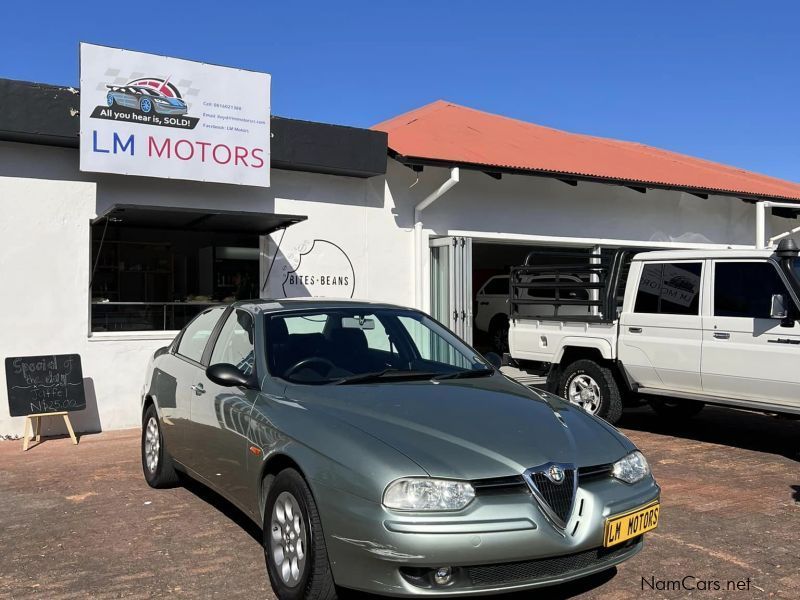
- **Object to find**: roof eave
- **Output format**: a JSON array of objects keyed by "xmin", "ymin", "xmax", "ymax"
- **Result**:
[{"xmin": 391, "ymin": 152, "xmax": 800, "ymax": 204}]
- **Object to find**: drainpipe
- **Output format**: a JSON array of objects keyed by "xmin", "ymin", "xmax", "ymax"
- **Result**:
[{"xmin": 414, "ymin": 167, "xmax": 460, "ymax": 310}]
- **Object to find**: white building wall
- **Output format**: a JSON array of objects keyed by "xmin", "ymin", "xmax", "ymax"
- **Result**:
[{"xmin": 0, "ymin": 142, "xmax": 412, "ymax": 437}]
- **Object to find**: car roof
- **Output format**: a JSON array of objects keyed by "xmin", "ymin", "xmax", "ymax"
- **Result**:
[
  {"xmin": 632, "ymin": 248, "xmax": 776, "ymax": 261},
  {"xmin": 232, "ymin": 297, "xmax": 414, "ymax": 315}
]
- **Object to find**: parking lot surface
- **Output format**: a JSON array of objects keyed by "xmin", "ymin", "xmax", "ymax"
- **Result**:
[{"xmin": 1, "ymin": 406, "xmax": 798, "ymax": 599}]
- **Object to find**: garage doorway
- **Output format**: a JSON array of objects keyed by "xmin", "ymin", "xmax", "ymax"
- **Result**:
[{"xmin": 473, "ymin": 242, "xmax": 593, "ymax": 353}]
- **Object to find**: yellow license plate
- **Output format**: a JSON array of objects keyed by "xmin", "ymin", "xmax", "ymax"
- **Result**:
[{"xmin": 604, "ymin": 501, "xmax": 660, "ymax": 547}]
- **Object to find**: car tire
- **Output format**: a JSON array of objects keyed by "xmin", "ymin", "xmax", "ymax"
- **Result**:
[
  {"xmin": 488, "ymin": 315, "xmax": 510, "ymax": 354},
  {"xmin": 141, "ymin": 404, "xmax": 180, "ymax": 489},
  {"xmin": 649, "ymin": 399, "xmax": 705, "ymax": 420},
  {"xmin": 264, "ymin": 469, "xmax": 336, "ymax": 600},
  {"xmin": 558, "ymin": 359, "xmax": 623, "ymax": 424}
]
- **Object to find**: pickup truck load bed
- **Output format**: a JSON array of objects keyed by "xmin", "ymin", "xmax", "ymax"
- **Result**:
[{"xmin": 508, "ymin": 242, "xmax": 800, "ymax": 424}]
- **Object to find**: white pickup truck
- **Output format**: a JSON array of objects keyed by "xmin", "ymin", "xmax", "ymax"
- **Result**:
[{"xmin": 508, "ymin": 241, "xmax": 800, "ymax": 424}]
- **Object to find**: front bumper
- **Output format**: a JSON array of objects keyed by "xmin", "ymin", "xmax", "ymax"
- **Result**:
[{"xmin": 314, "ymin": 475, "xmax": 660, "ymax": 596}]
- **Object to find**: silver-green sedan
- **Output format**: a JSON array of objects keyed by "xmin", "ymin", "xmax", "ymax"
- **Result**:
[{"xmin": 141, "ymin": 299, "xmax": 660, "ymax": 598}]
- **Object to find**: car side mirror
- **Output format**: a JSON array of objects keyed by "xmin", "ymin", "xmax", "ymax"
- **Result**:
[
  {"xmin": 206, "ymin": 363, "xmax": 255, "ymax": 388},
  {"xmin": 484, "ymin": 352, "xmax": 502, "ymax": 369}
]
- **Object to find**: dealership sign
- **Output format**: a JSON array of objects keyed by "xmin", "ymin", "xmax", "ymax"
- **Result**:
[{"xmin": 79, "ymin": 43, "xmax": 270, "ymax": 187}]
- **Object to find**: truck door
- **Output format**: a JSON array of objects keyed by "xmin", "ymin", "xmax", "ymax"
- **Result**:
[
  {"xmin": 702, "ymin": 259, "xmax": 800, "ymax": 408},
  {"xmin": 618, "ymin": 260, "xmax": 703, "ymax": 392}
]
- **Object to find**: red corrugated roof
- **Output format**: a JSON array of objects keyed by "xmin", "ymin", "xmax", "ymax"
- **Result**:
[{"xmin": 373, "ymin": 100, "xmax": 800, "ymax": 201}]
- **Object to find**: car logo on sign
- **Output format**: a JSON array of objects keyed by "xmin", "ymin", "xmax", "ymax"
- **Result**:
[{"xmin": 547, "ymin": 465, "xmax": 565, "ymax": 484}]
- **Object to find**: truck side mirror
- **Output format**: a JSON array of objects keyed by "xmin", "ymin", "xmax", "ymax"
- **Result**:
[
  {"xmin": 770, "ymin": 293, "xmax": 794, "ymax": 327},
  {"xmin": 770, "ymin": 294, "xmax": 787, "ymax": 320}
]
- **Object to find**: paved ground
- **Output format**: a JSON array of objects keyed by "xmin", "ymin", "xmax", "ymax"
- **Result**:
[{"xmin": 1, "ymin": 406, "xmax": 798, "ymax": 599}]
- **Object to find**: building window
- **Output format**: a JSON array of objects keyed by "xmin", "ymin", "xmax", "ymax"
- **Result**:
[
  {"xmin": 634, "ymin": 262, "xmax": 702, "ymax": 316},
  {"xmin": 91, "ymin": 218, "xmax": 260, "ymax": 333},
  {"xmin": 714, "ymin": 262, "xmax": 787, "ymax": 318}
]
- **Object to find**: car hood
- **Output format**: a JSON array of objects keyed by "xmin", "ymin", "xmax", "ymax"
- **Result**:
[{"xmin": 286, "ymin": 374, "xmax": 631, "ymax": 480}]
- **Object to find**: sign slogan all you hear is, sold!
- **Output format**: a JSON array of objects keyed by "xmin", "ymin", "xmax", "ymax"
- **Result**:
[{"xmin": 79, "ymin": 42, "xmax": 271, "ymax": 187}]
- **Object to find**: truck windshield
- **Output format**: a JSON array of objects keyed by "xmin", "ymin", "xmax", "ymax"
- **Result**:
[{"xmin": 787, "ymin": 259, "xmax": 800, "ymax": 285}]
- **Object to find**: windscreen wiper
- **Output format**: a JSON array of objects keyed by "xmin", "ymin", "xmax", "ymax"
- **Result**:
[
  {"xmin": 432, "ymin": 368, "xmax": 495, "ymax": 381},
  {"xmin": 332, "ymin": 369, "xmax": 439, "ymax": 385}
]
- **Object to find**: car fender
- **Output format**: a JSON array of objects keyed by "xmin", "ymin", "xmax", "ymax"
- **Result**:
[
  {"xmin": 554, "ymin": 336, "xmax": 615, "ymax": 363},
  {"xmin": 246, "ymin": 395, "xmax": 428, "ymax": 520}
]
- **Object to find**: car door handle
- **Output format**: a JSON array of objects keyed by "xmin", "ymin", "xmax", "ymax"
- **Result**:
[
  {"xmin": 713, "ymin": 332, "xmax": 730, "ymax": 340},
  {"xmin": 628, "ymin": 327, "xmax": 642, "ymax": 334},
  {"xmin": 479, "ymin": 301, "xmax": 489, "ymax": 305},
  {"xmin": 190, "ymin": 383, "xmax": 206, "ymax": 395}
]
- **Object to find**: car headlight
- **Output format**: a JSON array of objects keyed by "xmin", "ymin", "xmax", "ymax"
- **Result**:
[
  {"xmin": 383, "ymin": 478, "xmax": 475, "ymax": 511},
  {"xmin": 153, "ymin": 98, "xmax": 169, "ymax": 105},
  {"xmin": 612, "ymin": 451, "xmax": 650, "ymax": 484}
]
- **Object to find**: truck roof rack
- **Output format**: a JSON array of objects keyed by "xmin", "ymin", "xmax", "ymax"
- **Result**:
[{"xmin": 510, "ymin": 248, "xmax": 653, "ymax": 322}]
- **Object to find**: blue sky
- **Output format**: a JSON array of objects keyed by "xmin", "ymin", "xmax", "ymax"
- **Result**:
[{"xmin": 4, "ymin": 1, "xmax": 800, "ymax": 180}]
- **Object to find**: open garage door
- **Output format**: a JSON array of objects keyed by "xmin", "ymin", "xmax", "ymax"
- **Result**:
[{"xmin": 430, "ymin": 237, "xmax": 473, "ymax": 344}]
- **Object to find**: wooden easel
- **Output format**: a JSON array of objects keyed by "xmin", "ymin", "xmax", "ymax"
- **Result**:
[{"xmin": 22, "ymin": 411, "xmax": 78, "ymax": 451}]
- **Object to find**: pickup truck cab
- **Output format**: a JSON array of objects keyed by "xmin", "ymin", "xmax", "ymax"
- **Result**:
[{"xmin": 508, "ymin": 240, "xmax": 800, "ymax": 423}]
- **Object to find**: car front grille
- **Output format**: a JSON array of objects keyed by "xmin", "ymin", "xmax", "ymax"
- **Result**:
[
  {"xmin": 527, "ymin": 468, "xmax": 576, "ymax": 524},
  {"xmin": 471, "ymin": 463, "xmax": 612, "ymax": 500},
  {"xmin": 465, "ymin": 539, "xmax": 640, "ymax": 587},
  {"xmin": 578, "ymin": 463, "xmax": 613, "ymax": 481}
]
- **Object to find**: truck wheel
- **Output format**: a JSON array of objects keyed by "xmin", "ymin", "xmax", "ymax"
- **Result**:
[
  {"xmin": 489, "ymin": 316, "xmax": 509, "ymax": 354},
  {"xmin": 558, "ymin": 359, "xmax": 623, "ymax": 424},
  {"xmin": 649, "ymin": 399, "xmax": 704, "ymax": 420}
]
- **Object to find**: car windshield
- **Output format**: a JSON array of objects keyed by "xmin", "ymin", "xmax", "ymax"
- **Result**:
[
  {"xmin": 138, "ymin": 87, "xmax": 166, "ymax": 97},
  {"xmin": 266, "ymin": 308, "xmax": 492, "ymax": 384}
]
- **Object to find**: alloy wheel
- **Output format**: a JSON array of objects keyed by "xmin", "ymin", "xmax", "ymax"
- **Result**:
[
  {"xmin": 269, "ymin": 491, "xmax": 308, "ymax": 587},
  {"xmin": 144, "ymin": 416, "xmax": 160, "ymax": 473},
  {"xmin": 567, "ymin": 374, "xmax": 601, "ymax": 414}
]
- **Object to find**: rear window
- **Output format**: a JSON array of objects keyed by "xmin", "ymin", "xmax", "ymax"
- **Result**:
[
  {"xmin": 176, "ymin": 307, "xmax": 226, "ymax": 363},
  {"xmin": 634, "ymin": 262, "xmax": 702, "ymax": 316}
]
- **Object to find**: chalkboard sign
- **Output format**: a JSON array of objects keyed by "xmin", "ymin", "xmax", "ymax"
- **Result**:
[{"xmin": 5, "ymin": 354, "xmax": 86, "ymax": 417}]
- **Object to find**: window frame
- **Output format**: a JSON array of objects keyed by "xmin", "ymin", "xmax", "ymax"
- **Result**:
[{"xmin": 632, "ymin": 260, "xmax": 703, "ymax": 317}]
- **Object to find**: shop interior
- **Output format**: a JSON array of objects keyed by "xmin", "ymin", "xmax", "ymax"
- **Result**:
[{"xmin": 90, "ymin": 205, "xmax": 304, "ymax": 332}]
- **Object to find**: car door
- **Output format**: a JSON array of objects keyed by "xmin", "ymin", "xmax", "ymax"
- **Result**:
[
  {"xmin": 187, "ymin": 308, "xmax": 260, "ymax": 508},
  {"xmin": 168, "ymin": 306, "xmax": 226, "ymax": 464},
  {"xmin": 702, "ymin": 259, "xmax": 800, "ymax": 408},
  {"xmin": 618, "ymin": 260, "xmax": 703, "ymax": 391}
]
